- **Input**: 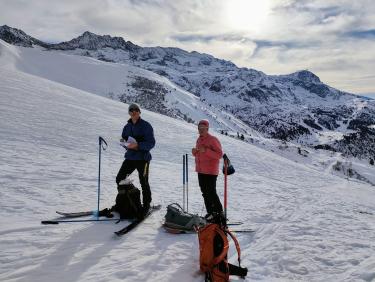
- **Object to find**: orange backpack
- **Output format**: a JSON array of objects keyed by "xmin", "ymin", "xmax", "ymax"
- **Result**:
[{"xmin": 198, "ymin": 223, "xmax": 246, "ymax": 282}]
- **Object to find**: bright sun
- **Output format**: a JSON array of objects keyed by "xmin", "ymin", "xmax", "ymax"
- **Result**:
[{"xmin": 223, "ymin": 0, "xmax": 271, "ymax": 33}]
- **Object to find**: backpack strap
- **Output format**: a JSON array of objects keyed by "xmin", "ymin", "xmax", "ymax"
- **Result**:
[
  {"xmin": 211, "ymin": 225, "xmax": 229, "ymax": 266},
  {"xmin": 170, "ymin": 202, "xmax": 184, "ymax": 212},
  {"xmin": 226, "ymin": 229, "xmax": 242, "ymax": 267}
]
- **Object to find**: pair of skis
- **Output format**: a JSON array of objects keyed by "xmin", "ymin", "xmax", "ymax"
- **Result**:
[
  {"xmin": 41, "ymin": 205, "xmax": 161, "ymax": 236},
  {"xmin": 115, "ymin": 205, "xmax": 161, "ymax": 236},
  {"xmin": 163, "ymin": 221, "xmax": 254, "ymax": 234}
]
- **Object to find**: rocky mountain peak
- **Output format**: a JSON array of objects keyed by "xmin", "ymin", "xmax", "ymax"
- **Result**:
[
  {"xmin": 81, "ymin": 31, "xmax": 97, "ymax": 37},
  {"xmin": 0, "ymin": 25, "xmax": 47, "ymax": 47},
  {"xmin": 51, "ymin": 31, "xmax": 139, "ymax": 51},
  {"xmin": 293, "ymin": 70, "xmax": 321, "ymax": 83}
]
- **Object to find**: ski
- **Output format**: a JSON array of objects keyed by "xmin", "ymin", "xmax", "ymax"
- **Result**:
[
  {"xmin": 163, "ymin": 224, "xmax": 254, "ymax": 234},
  {"xmin": 114, "ymin": 205, "xmax": 161, "ymax": 236},
  {"xmin": 56, "ymin": 210, "xmax": 93, "ymax": 218},
  {"xmin": 41, "ymin": 218, "xmax": 121, "ymax": 225},
  {"xmin": 230, "ymin": 229, "xmax": 255, "ymax": 233},
  {"xmin": 162, "ymin": 219, "xmax": 243, "ymax": 234},
  {"xmin": 228, "ymin": 221, "xmax": 243, "ymax": 226}
]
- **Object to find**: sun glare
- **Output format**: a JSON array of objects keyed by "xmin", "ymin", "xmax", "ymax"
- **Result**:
[{"xmin": 224, "ymin": 0, "xmax": 271, "ymax": 33}]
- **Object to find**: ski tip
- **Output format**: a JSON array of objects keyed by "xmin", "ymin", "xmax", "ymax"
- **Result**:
[
  {"xmin": 231, "ymin": 229, "xmax": 255, "ymax": 233},
  {"xmin": 41, "ymin": 220, "xmax": 59, "ymax": 225},
  {"xmin": 227, "ymin": 221, "xmax": 243, "ymax": 226}
]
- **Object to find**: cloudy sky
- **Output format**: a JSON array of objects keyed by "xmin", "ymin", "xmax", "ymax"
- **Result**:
[{"xmin": 1, "ymin": 0, "xmax": 375, "ymax": 97}]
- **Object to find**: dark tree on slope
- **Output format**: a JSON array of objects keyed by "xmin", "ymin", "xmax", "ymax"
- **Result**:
[{"xmin": 333, "ymin": 128, "xmax": 375, "ymax": 159}]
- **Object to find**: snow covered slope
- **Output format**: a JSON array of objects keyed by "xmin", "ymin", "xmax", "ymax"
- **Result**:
[
  {"xmin": 3, "ymin": 38, "xmax": 372, "ymax": 184},
  {"xmin": 8, "ymin": 40, "xmax": 257, "ymax": 137},
  {"xmin": 1, "ymin": 25, "xmax": 374, "ymax": 160},
  {"xmin": 1, "ymin": 39, "xmax": 375, "ymax": 282}
]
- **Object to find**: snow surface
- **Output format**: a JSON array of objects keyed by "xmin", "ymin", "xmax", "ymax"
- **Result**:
[{"xmin": 1, "ymin": 39, "xmax": 375, "ymax": 282}]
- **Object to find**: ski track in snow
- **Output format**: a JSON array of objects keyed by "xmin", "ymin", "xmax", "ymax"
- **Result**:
[{"xmin": 1, "ymin": 40, "xmax": 375, "ymax": 281}]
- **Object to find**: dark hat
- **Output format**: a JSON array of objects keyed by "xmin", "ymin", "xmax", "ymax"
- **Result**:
[
  {"xmin": 198, "ymin": 120, "xmax": 209, "ymax": 127},
  {"xmin": 128, "ymin": 103, "xmax": 141, "ymax": 112}
]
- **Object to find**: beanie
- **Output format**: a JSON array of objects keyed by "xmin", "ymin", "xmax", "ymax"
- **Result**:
[{"xmin": 198, "ymin": 120, "xmax": 209, "ymax": 127}]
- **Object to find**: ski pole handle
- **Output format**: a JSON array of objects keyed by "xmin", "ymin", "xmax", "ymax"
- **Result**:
[{"xmin": 99, "ymin": 136, "xmax": 108, "ymax": 150}]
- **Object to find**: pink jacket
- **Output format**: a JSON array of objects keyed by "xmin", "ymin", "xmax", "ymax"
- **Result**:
[{"xmin": 193, "ymin": 133, "xmax": 223, "ymax": 175}]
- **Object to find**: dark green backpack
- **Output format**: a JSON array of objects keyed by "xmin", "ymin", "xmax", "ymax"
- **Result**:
[
  {"xmin": 164, "ymin": 203, "xmax": 206, "ymax": 231},
  {"xmin": 113, "ymin": 182, "xmax": 143, "ymax": 219}
]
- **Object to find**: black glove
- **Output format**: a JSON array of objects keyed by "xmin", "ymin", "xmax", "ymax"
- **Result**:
[
  {"xmin": 99, "ymin": 208, "xmax": 114, "ymax": 218},
  {"xmin": 223, "ymin": 154, "xmax": 235, "ymax": 175}
]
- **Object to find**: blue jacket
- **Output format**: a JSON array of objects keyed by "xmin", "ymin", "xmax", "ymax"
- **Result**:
[{"xmin": 122, "ymin": 118, "xmax": 155, "ymax": 161}]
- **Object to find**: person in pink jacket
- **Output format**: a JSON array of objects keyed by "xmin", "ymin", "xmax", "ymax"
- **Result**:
[{"xmin": 192, "ymin": 120, "xmax": 224, "ymax": 218}]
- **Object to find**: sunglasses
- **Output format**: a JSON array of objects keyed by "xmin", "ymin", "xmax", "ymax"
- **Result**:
[{"xmin": 129, "ymin": 109, "xmax": 140, "ymax": 113}]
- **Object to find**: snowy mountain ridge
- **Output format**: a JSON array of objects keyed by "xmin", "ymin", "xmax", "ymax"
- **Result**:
[
  {"xmin": 0, "ymin": 25, "xmax": 48, "ymax": 48},
  {"xmin": 52, "ymin": 30, "xmax": 139, "ymax": 51},
  {"xmin": 1, "ymin": 24, "xmax": 374, "ymax": 162},
  {"xmin": 1, "ymin": 34, "xmax": 375, "ymax": 281}
]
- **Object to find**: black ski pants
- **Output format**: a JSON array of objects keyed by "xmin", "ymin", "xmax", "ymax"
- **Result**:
[
  {"xmin": 198, "ymin": 173, "xmax": 223, "ymax": 215},
  {"xmin": 116, "ymin": 159, "xmax": 151, "ymax": 206}
]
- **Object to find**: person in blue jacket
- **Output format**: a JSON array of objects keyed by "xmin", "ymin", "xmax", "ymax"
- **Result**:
[{"xmin": 116, "ymin": 103, "xmax": 156, "ymax": 213}]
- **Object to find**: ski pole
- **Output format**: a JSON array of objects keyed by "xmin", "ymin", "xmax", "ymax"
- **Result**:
[
  {"xmin": 224, "ymin": 156, "xmax": 228, "ymax": 224},
  {"xmin": 223, "ymin": 154, "xmax": 235, "ymax": 226},
  {"xmin": 185, "ymin": 153, "xmax": 189, "ymax": 213},
  {"xmin": 97, "ymin": 136, "xmax": 108, "ymax": 220},
  {"xmin": 183, "ymin": 154, "xmax": 186, "ymax": 212}
]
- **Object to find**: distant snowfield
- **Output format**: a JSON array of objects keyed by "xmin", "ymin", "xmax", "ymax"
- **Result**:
[
  {"xmin": 1, "ymin": 40, "xmax": 375, "ymax": 282},
  {"xmin": 11, "ymin": 43, "xmax": 256, "ymax": 136}
]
